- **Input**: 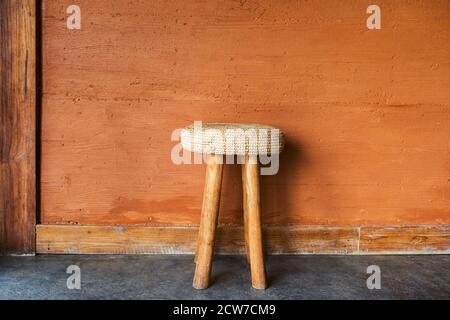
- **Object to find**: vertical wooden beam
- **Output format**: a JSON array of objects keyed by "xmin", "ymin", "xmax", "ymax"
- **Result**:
[{"xmin": 0, "ymin": 0, "xmax": 36, "ymax": 255}]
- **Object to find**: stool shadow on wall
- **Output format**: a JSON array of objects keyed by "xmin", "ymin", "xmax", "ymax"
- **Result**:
[
  {"xmin": 259, "ymin": 137, "xmax": 337, "ymax": 286},
  {"xmin": 260, "ymin": 138, "xmax": 307, "ymax": 245},
  {"xmin": 258, "ymin": 138, "xmax": 307, "ymax": 287},
  {"xmin": 260, "ymin": 138, "xmax": 306, "ymax": 287},
  {"xmin": 212, "ymin": 135, "xmax": 337, "ymax": 287}
]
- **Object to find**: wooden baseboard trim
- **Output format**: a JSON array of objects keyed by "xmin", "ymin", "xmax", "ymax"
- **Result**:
[
  {"xmin": 359, "ymin": 226, "xmax": 450, "ymax": 254},
  {"xmin": 36, "ymin": 224, "xmax": 450, "ymax": 255}
]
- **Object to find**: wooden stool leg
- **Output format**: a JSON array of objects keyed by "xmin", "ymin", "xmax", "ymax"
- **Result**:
[
  {"xmin": 242, "ymin": 155, "xmax": 267, "ymax": 289},
  {"xmin": 242, "ymin": 166, "xmax": 250, "ymax": 265},
  {"xmin": 193, "ymin": 155, "xmax": 223, "ymax": 289}
]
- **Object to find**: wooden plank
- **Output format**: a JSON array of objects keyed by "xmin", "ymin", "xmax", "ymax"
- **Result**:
[
  {"xmin": 265, "ymin": 226, "xmax": 360, "ymax": 254},
  {"xmin": 0, "ymin": 0, "xmax": 36, "ymax": 255},
  {"xmin": 360, "ymin": 226, "xmax": 450, "ymax": 254},
  {"xmin": 37, "ymin": 224, "xmax": 450, "ymax": 254},
  {"xmin": 36, "ymin": 224, "xmax": 359, "ymax": 254},
  {"xmin": 40, "ymin": 0, "xmax": 450, "ymax": 227}
]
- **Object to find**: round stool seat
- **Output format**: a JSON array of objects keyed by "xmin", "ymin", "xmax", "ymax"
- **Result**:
[{"xmin": 180, "ymin": 123, "xmax": 285, "ymax": 155}]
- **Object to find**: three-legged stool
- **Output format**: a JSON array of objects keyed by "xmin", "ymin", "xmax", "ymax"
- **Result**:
[{"xmin": 181, "ymin": 123, "xmax": 284, "ymax": 290}]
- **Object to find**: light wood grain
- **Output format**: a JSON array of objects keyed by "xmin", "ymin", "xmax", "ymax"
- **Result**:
[
  {"xmin": 360, "ymin": 226, "xmax": 450, "ymax": 254},
  {"xmin": 36, "ymin": 224, "xmax": 450, "ymax": 254},
  {"xmin": 193, "ymin": 155, "xmax": 223, "ymax": 289},
  {"xmin": 242, "ymin": 156, "xmax": 266, "ymax": 289},
  {"xmin": 36, "ymin": 224, "xmax": 357, "ymax": 254},
  {"xmin": 0, "ymin": 0, "xmax": 36, "ymax": 255}
]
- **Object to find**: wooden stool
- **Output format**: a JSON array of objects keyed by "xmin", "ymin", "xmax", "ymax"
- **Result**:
[{"xmin": 180, "ymin": 123, "xmax": 285, "ymax": 290}]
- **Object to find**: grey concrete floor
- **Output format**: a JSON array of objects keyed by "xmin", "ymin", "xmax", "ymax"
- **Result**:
[{"xmin": 0, "ymin": 255, "xmax": 448, "ymax": 300}]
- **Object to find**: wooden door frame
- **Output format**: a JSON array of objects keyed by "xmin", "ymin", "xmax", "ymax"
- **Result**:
[{"xmin": 0, "ymin": 0, "xmax": 37, "ymax": 255}]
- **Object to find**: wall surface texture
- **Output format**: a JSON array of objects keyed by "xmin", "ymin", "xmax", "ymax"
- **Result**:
[{"xmin": 41, "ymin": 0, "xmax": 449, "ymax": 234}]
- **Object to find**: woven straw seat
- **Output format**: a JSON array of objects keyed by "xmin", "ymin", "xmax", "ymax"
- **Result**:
[{"xmin": 180, "ymin": 123, "xmax": 285, "ymax": 155}]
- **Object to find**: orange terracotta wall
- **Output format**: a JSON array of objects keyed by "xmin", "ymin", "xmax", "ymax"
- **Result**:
[{"xmin": 41, "ymin": 0, "xmax": 450, "ymax": 226}]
